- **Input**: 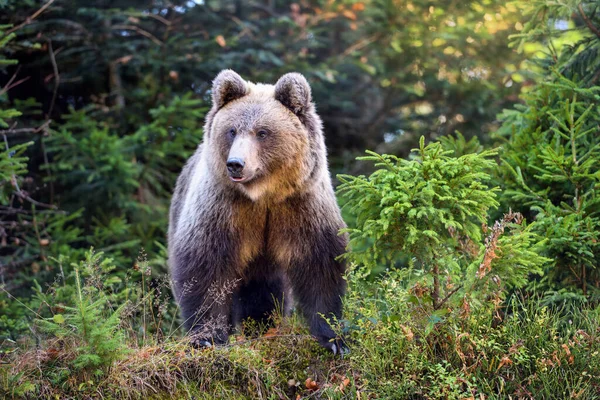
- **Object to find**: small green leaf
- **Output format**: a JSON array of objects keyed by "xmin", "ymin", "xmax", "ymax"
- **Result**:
[{"xmin": 53, "ymin": 314, "xmax": 65, "ymax": 324}]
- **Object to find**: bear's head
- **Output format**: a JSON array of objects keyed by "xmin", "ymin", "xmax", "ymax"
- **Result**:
[{"xmin": 204, "ymin": 70, "xmax": 324, "ymax": 202}]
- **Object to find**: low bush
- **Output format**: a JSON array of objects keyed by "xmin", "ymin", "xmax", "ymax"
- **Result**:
[{"xmin": 2, "ymin": 249, "xmax": 598, "ymax": 399}]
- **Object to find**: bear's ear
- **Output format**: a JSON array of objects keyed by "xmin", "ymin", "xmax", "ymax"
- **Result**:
[
  {"xmin": 212, "ymin": 70, "xmax": 247, "ymax": 109},
  {"xmin": 274, "ymin": 73, "xmax": 312, "ymax": 117}
]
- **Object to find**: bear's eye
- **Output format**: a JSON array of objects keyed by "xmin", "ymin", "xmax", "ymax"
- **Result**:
[
  {"xmin": 228, "ymin": 128, "xmax": 236, "ymax": 138},
  {"xmin": 257, "ymin": 129, "xmax": 268, "ymax": 139}
]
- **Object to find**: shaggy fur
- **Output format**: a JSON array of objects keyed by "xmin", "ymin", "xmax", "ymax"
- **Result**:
[{"xmin": 168, "ymin": 70, "xmax": 347, "ymax": 354}]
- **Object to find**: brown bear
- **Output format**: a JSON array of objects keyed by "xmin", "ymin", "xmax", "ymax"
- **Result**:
[{"xmin": 168, "ymin": 70, "xmax": 347, "ymax": 354}]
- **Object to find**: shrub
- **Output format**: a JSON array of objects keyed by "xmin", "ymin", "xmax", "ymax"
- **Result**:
[
  {"xmin": 34, "ymin": 250, "xmax": 128, "ymax": 371},
  {"xmin": 497, "ymin": 76, "xmax": 600, "ymax": 301},
  {"xmin": 2, "ymin": 249, "xmax": 598, "ymax": 399},
  {"xmin": 491, "ymin": 0, "xmax": 600, "ymax": 302},
  {"xmin": 344, "ymin": 271, "xmax": 600, "ymax": 399},
  {"xmin": 338, "ymin": 137, "xmax": 548, "ymax": 312}
]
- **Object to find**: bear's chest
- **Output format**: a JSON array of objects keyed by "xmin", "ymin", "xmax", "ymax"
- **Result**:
[
  {"xmin": 233, "ymin": 194, "xmax": 330, "ymax": 273},
  {"xmin": 232, "ymin": 200, "xmax": 308, "ymax": 268}
]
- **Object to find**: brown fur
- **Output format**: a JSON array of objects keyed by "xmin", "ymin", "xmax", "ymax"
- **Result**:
[{"xmin": 168, "ymin": 70, "xmax": 347, "ymax": 354}]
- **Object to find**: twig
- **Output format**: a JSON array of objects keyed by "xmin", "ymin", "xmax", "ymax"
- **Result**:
[
  {"xmin": 108, "ymin": 61, "xmax": 125, "ymax": 108},
  {"xmin": 41, "ymin": 136, "xmax": 54, "ymax": 203},
  {"xmin": 6, "ymin": 0, "xmax": 56, "ymax": 34},
  {"xmin": 42, "ymin": 18, "xmax": 91, "ymax": 35},
  {"xmin": 0, "ymin": 120, "xmax": 51, "ymax": 138},
  {"xmin": 1, "ymin": 257, "xmax": 39, "ymax": 276},
  {"xmin": 31, "ymin": 206, "xmax": 47, "ymax": 262},
  {"xmin": 0, "ymin": 207, "xmax": 31, "ymax": 215},
  {"xmin": 232, "ymin": 15, "xmax": 254, "ymax": 40},
  {"xmin": 0, "ymin": 66, "xmax": 22, "ymax": 96},
  {"xmin": 46, "ymin": 40, "xmax": 59, "ymax": 119},
  {"xmin": 432, "ymin": 263, "xmax": 440, "ymax": 309},
  {"xmin": 340, "ymin": 33, "xmax": 381, "ymax": 58},
  {"xmin": 14, "ymin": 190, "xmax": 57, "ymax": 209},
  {"xmin": 42, "ymin": 42, "xmax": 58, "ymax": 201},
  {"xmin": 0, "ymin": 127, "xmax": 39, "ymax": 137},
  {"xmin": 3, "ymin": 132, "xmax": 20, "ymax": 192},
  {"xmin": 0, "ymin": 281, "xmax": 43, "ymax": 318},
  {"xmin": 578, "ymin": 4, "xmax": 600, "ymax": 40},
  {"xmin": 434, "ymin": 285, "xmax": 464, "ymax": 310},
  {"xmin": 590, "ymin": 68, "xmax": 600, "ymax": 85},
  {"xmin": 1, "ymin": 76, "xmax": 31, "ymax": 96},
  {"xmin": 111, "ymin": 24, "xmax": 163, "ymax": 45},
  {"xmin": 144, "ymin": 12, "xmax": 172, "ymax": 26}
]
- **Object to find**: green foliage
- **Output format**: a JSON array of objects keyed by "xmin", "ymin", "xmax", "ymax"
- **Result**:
[
  {"xmin": 480, "ymin": 217, "xmax": 548, "ymax": 290},
  {"xmin": 0, "ymin": 25, "xmax": 17, "ymax": 67},
  {"xmin": 1, "ymin": 250, "xmax": 598, "ymax": 399},
  {"xmin": 1, "ymin": 1, "xmax": 600, "ymax": 398},
  {"xmin": 41, "ymin": 94, "xmax": 204, "ymax": 275},
  {"xmin": 0, "ymin": 0, "xmax": 531, "ymax": 339},
  {"xmin": 497, "ymin": 75, "xmax": 600, "ymax": 300},
  {"xmin": 36, "ymin": 252, "xmax": 127, "ymax": 370},
  {"xmin": 338, "ymin": 138, "xmax": 548, "ymax": 311},
  {"xmin": 0, "ymin": 25, "xmax": 30, "ymax": 203},
  {"xmin": 344, "ymin": 273, "xmax": 600, "ymax": 399},
  {"xmin": 438, "ymin": 131, "xmax": 484, "ymax": 157},
  {"xmin": 0, "ymin": 0, "xmax": 528, "ymax": 161},
  {"xmin": 342, "ymin": 0, "xmax": 529, "ymax": 153},
  {"xmin": 339, "ymin": 138, "xmax": 499, "ymax": 269},
  {"xmin": 0, "ymin": 25, "xmax": 71, "ymax": 311},
  {"xmin": 495, "ymin": 2, "xmax": 600, "ymax": 300},
  {"xmin": 0, "ymin": 140, "xmax": 31, "ymax": 203},
  {"xmin": 512, "ymin": 0, "xmax": 600, "ymax": 87},
  {"xmin": 48, "ymin": 110, "xmax": 141, "ymax": 211}
]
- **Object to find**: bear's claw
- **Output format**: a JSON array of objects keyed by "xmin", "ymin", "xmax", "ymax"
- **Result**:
[
  {"xmin": 189, "ymin": 337, "xmax": 214, "ymax": 349},
  {"xmin": 320, "ymin": 337, "xmax": 350, "ymax": 357}
]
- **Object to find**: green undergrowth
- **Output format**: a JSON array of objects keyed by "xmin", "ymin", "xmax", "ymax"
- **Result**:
[{"xmin": 1, "ymin": 251, "xmax": 599, "ymax": 399}]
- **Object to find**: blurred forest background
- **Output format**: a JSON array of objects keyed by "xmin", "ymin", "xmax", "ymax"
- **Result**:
[{"xmin": 1, "ymin": 0, "xmax": 599, "ymax": 399}]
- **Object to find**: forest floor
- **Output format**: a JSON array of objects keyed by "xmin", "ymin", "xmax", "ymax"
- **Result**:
[{"xmin": 2, "ymin": 274, "xmax": 600, "ymax": 399}]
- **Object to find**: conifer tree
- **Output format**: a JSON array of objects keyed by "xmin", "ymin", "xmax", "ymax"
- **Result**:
[{"xmin": 497, "ymin": 0, "xmax": 600, "ymax": 300}]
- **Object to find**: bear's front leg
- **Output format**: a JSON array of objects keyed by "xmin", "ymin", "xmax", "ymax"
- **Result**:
[
  {"xmin": 183, "ymin": 278, "xmax": 238, "ymax": 348},
  {"xmin": 171, "ymin": 246, "xmax": 239, "ymax": 347},
  {"xmin": 287, "ymin": 227, "xmax": 348, "ymax": 355}
]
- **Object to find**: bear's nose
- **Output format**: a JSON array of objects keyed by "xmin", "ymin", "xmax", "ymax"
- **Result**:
[{"xmin": 226, "ymin": 158, "xmax": 245, "ymax": 175}]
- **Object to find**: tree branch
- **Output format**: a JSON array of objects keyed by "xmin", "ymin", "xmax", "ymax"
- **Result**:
[
  {"xmin": 0, "ymin": 206, "xmax": 31, "ymax": 215},
  {"xmin": 339, "ymin": 33, "xmax": 381, "ymax": 58},
  {"xmin": 0, "ymin": 121, "xmax": 51, "ymax": 138},
  {"xmin": 6, "ymin": 0, "xmax": 56, "ymax": 34},
  {"xmin": 1, "ymin": 256, "xmax": 39, "ymax": 272},
  {"xmin": 112, "ymin": 24, "xmax": 163, "ymax": 46},
  {"xmin": 14, "ymin": 190, "xmax": 57, "ymax": 209},
  {"xmin": 0, "ymin": 66, "xmax": 26, "ymax": 97},
  {"xmin": 46, "ymin": 40, "xmax": 60, "ymax": 119},
  {"xmin": 434, "ymin": 285, "xmax": 464, "ymax": 310},
  {"xmin": 144, "ymin": 13, "xmax": 172, "ymax": 26},
  {"xmin": 578, "ymin": 4, "xmax": 600, "ymax": 40}
]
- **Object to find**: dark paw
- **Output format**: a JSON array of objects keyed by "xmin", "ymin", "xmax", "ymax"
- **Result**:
[
  {"xmin": 189, "ymin": 336, "xmax": 214, "ymax": 349},
  {"xmin": 189, "ymin": 331, "xmax": 229, "ymax": 348},
  {"xmin": 319, "ymin": 336, "xmax": 349, "ymax": 357}
]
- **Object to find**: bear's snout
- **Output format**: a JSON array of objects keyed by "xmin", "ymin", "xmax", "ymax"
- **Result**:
[
  {"xmin": 227, "ymin": 157, "xmax": 253, "ymax": 183},
  {"xmin": 227, "ymin": 136, "xmax": 259, "ymax": 183},
  {"xmin": 226, "ymin": 158, "xmax": 245, "ymax": 177}
]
